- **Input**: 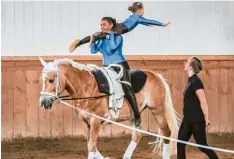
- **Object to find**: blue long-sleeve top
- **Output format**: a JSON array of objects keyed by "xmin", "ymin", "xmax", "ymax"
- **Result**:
[
  {"xmin": 91, "ymin": 32, "xmax": 126, "ymax": 66},
  {"xmin": 122, "ymin": 14, "xmax": 163, "ymax": 32}
]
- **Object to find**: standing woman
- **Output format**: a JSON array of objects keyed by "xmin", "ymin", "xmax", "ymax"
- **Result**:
[
  {"xmin": 69, "ymin": 1, "xmax": 170, "ymax": 53},
  {"xmin": 177, "ymin": 56, "xmax": 219, "ymax": 159}
]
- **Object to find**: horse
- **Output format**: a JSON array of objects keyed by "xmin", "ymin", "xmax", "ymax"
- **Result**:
[{"xmin": 38, "ymin": 57, "xmax": 179, "ymax": 159}]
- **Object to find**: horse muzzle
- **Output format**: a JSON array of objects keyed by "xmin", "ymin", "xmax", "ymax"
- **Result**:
[
  {"xmin": 39, "ymin": 95, "xmax": 55, "ymax": 109},
  {"xmin": 40, "ymin": 100, "xmax": 52, "ymax": 109}
]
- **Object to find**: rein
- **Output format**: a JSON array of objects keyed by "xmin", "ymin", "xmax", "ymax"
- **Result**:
[
  {"xmin": 40, "ymin": 92, "xmax": 112, "ymax": 102},
  {"xmin": 58, "ymin": 94, "xmax": 113, "ymax": 101}
]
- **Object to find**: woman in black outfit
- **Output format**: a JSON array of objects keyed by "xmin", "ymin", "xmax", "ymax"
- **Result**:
[{"xmin": 177, "ymin": 57, "xmax": 219, "ymax": 159}]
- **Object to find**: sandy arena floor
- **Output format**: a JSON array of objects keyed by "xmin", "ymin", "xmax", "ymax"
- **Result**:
[{"xmin": 2, "ymin": 134, "xmax": 234, "ymax": 159}]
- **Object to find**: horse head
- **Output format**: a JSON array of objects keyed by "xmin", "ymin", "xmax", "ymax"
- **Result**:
[{"xmin": 38, "ymin": 57, "xmax": 67, "ymax": 109}]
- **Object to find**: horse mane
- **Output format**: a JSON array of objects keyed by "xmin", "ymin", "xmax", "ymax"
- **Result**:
[{"xmin": 54, "ymin": 58, "xmax": 99, "ymax": 73}]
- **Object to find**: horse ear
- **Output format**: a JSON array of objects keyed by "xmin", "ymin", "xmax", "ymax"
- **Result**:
[{"xmin": 38, "ymin": 57, "xmax": 47, "ymax": 67}]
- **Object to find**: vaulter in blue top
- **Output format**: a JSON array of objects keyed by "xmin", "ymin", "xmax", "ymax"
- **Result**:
[
  {"xmin": 91, "ymin": 31, "xmax": 125, "ymax": 66},
  {"xmin": 69, "ymin": 1, "xmax": 171, "ymax": 53},
  {"xmin": 89, "ymin": 17, "xmax": 141, "ymax": 128}
]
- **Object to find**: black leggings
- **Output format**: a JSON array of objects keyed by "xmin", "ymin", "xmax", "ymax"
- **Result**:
[
  {"xmin": 106, "ymin": 61, "xmax": 140, "ymax": 126},
  {"xmin": 177, "ymin": 119, "xmax": 219, "ymax": 159},
  {"xmin": 76, "ymin": 23, "xmax": 128, "ymax": 48}
]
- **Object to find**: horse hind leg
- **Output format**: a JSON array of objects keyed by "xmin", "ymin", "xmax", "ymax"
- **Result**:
[
  {"xmin": 151, "ymin": 110, "xmax": 171, "ymax": 159},
  {"xmin": 123, "ymin": 104, "xmax": 147, "ymax": 159}
]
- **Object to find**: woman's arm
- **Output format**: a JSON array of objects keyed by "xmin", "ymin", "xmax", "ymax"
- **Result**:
[
  {"xmin": 138, "ymin": 16, "xmax": 163, "ymax": 26},
  {"xmin": 138, "ymin": 16, "xmax": 171, "ymax": 27},
  {"xmin": 108, "ymin": 32, "xmax": 123, "ymax": 51},
  {"xmin": 196, "ymin": 89, "xmax": 210, "ymax": 126},
  {"xmin": 90, "ymin": 42, "xmax": 99, "ymax": 54},
  {"xmin": 89, "ymin": 33, "xmax": 100, "ymax": 54}
]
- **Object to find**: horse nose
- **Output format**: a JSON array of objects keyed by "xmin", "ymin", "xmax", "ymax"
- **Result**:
[
  {"xmin": 40, "ymin": 100, "xmax": 47, "ymax": 108},
  {"xmin": 41, "ymin": 100, "xmax": 52, "ymax": 109},
  {"xmin": 39, "ymin": 95, "xmax": 53, "ymax": 109}
]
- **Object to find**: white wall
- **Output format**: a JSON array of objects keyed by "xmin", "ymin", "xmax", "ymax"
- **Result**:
[{"xmin": 1, "ymin": 1, "xmax": 234, "ymax": 56}]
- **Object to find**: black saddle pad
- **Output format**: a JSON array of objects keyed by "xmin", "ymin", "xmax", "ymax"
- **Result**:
[
  {"xmin": 130, "ymin": 69, "xmax": 147, "ymax": 93},
  {"xmin": 93, "ymin": 69, "xmax": 110, "ymax": 94},
  {"xmin": 93, "ymin": 69, "xmax": 147, "ymax": 94}
]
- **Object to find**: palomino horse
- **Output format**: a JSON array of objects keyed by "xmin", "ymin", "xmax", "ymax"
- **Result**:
[{"xmin": 38, "ymin": 57, "xmax": 179, "ymax": 159}]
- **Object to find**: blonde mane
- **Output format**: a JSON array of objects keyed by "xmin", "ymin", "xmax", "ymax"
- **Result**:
[{"xmin": 54, "ymin": 58, "xmax": 99, "ymax": 72}]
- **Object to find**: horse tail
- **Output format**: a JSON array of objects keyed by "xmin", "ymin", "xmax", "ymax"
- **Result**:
[{"xmin": 155, "ymin": 73, "xmax": 180, "ymax": 155}]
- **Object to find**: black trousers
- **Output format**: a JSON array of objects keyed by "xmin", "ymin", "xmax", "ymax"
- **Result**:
[
  {"xmin": 177, "ymin": 119, "xmax": 219, "ymax": 159},
  {"xmin": 76, "ymin": 23, "xmax": 128, "ymax": 48}
]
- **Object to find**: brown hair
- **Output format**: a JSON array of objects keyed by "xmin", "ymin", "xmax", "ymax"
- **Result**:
[
  {"xmin": 190, "ymin": 56, "xmax": 203, "ymax": 74},
  {"xmin": 101, "ymin": 17, "xmax": 117, "ymax": 31},
  {"xmin": 128, "ymin": 2, "xmax": 143, "ymax": 13}
]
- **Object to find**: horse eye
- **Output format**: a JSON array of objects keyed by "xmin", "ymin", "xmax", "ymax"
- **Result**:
[{"xmin": 49, "ymin": 79, "xmax": 54, "ymax": 83}]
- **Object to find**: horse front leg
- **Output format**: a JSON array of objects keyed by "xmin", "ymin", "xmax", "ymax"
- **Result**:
[
  {"xmin": 83, "ymin": 120, "xmax": 90, "ymax": 142},
  {"xmin": 88, "ymin": 117, "xmax": 104, "ymax": 159}
]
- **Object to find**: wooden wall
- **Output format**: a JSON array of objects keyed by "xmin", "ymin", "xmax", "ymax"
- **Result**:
[{"xmin": 2, "ymin": 55, "xmax": 234, "ymax": 139}]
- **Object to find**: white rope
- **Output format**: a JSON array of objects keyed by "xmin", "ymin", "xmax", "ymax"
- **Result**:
[
  {"xmin": 39, "ymin": 57, "xmax": 233, "ymax": 154},
  {"xmin": 59, "ymin": 100, "xmax": 234, "ymax": 154}
]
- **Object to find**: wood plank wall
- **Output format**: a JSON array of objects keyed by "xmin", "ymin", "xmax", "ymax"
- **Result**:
[{"xmin": 1, "ymin": 55, "xmax": 234, "ymax": 139}]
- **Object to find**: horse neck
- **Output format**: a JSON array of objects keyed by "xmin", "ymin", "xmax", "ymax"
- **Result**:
[{"xmin": 61, "ymin": 64, "xmax": 95, "ymax": 98}]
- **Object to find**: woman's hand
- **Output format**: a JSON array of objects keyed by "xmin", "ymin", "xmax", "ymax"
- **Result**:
[
  {"xmin": 89, "ymin": 32, "xmax": 100, "ymax": 47},
  {"xmin": 162, "ymin": 22, "xmax": 171, "ymax": 27},
  {"xmin": 93, "ymin": 32, "xmax": 101, "ymax": 36},
  {"xmin": 206, "ymin": 119, "xmax": 210, "ymax": 127}
]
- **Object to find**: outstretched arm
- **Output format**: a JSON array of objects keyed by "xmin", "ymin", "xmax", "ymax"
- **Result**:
[
  {"xmin": 138, "ymin": 16, "xmax": 171, "ymax": 27},
  {"xmin": 138, "ymin": 16, "xmax": 163, "ymax": 26},
  {"xmin": 148, "ymin": 22, "xmax": 171, "ymax": 27}
]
